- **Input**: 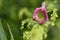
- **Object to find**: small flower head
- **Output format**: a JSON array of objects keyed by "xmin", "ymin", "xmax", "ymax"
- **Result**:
[{"xmin": 33, "ymin": 2, "xmax": 48, "ymax": 24}]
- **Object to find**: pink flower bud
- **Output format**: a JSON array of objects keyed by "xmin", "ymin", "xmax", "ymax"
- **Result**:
[{"xmin": 33, "ymin": 2, "xmax": 48, "ymax": 24}]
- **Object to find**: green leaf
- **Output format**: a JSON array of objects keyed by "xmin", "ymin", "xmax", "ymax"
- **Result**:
[{"xmin": 0, "ymin": 19, "xmax": 7, "ymax": 40}]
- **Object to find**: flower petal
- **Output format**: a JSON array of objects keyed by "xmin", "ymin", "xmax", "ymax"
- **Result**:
[{"xmin": 33, "ymin": 2, "xmax": 48, "ymax": 24}]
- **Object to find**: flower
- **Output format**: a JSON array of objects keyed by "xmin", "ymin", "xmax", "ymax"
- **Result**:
[{"xmin": 33, "ymin": 2, "xmax": 48, "ymax": 24}]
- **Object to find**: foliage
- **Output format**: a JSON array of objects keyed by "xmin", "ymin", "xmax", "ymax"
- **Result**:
[{"xmin": 0, "ymin": 0, "xmax": 60, "ymax": 40}]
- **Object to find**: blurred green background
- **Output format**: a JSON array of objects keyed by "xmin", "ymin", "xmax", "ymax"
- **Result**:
[{"xmin": 0, "ymin": 0, "xmax": 60, "ymax": 40}]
